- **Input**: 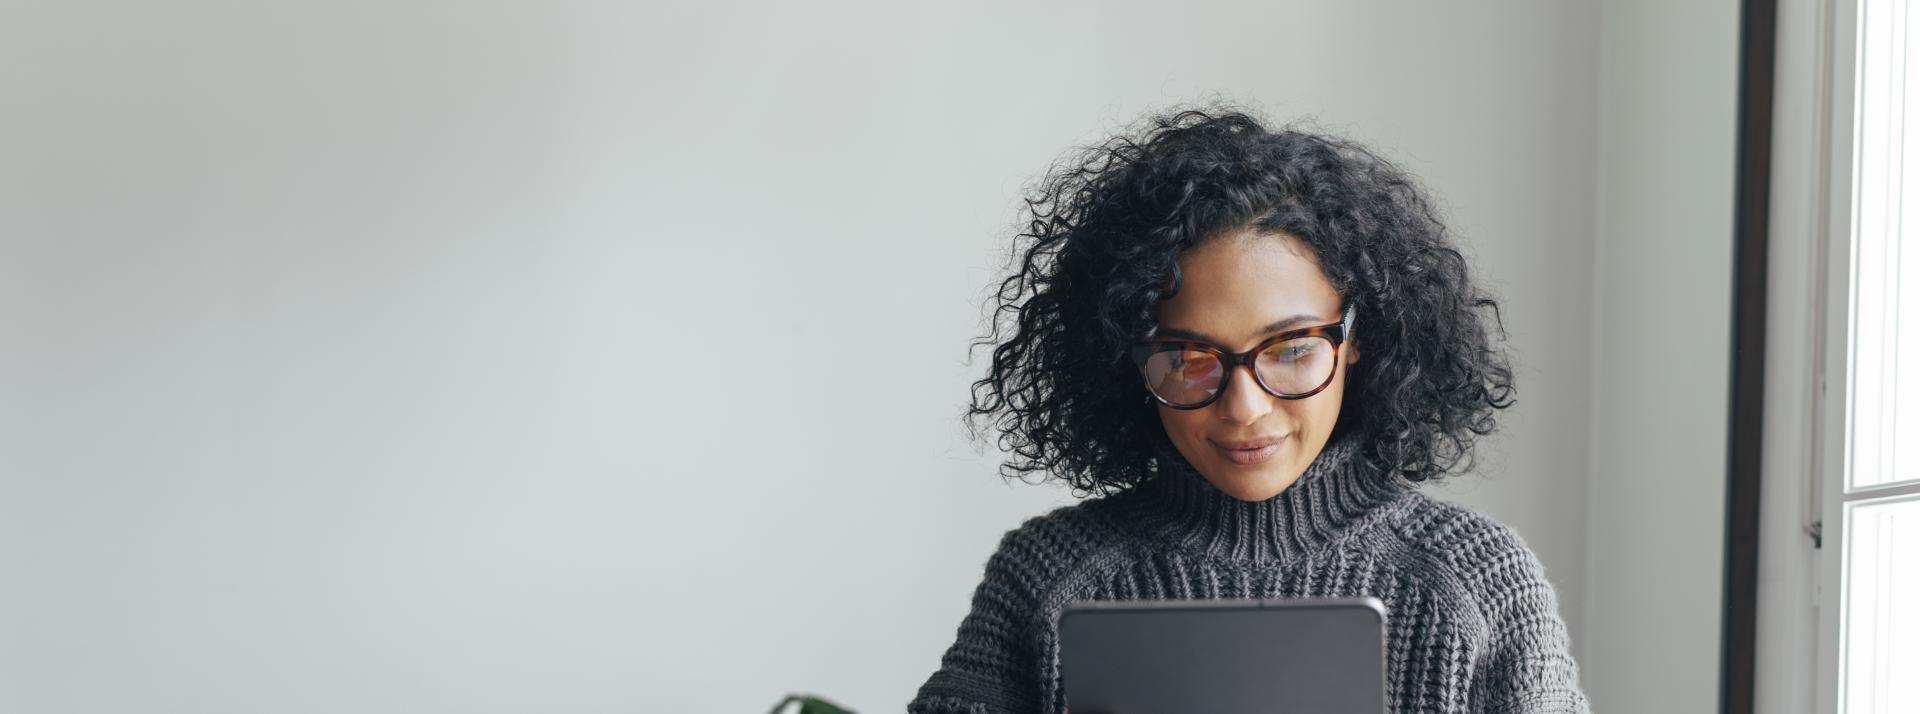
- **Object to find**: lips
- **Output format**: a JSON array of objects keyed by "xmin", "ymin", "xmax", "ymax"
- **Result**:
[
  {"xmin": 1214, "ymin": 435, "xmax": 1287, "ymax": 450},
  {"xmin": 1214, "ymin": 436, "xmax": 1285, "ymax": 465}
]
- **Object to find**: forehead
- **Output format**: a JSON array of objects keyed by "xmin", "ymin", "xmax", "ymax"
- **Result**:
[{"xmin": 1154, "ymin": 232, "xmax": 1341, "ymax": 347}]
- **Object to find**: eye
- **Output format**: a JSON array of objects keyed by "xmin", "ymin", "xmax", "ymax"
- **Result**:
[
  {"xmin": 1174, "ymin": 347, "xmax": 1216, "ymax": 369},
  {"xmin": 1263, "ymin": 339, "xmax": 1324, "ymax": 364}
]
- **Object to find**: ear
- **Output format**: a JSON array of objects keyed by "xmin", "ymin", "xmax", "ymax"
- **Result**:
[{"xmin": 1344, "ymin": 340, "xmax": 1360, "ymax": 365}]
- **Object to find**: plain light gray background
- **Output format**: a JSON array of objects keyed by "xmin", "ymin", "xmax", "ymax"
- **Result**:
[{"xmin": 0, "ymin": 1, "xmax": 1735, "ymax": 712}]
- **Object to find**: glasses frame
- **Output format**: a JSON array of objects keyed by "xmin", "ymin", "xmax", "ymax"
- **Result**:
[{"xmin": 1130, "ymin": 303, "xmax": 1356, "ymax": 410}]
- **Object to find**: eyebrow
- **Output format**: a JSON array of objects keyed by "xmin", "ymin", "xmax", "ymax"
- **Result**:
[{"xmin": 1152, "ymin": 313, "xmax": 1328, "ymax": 345}]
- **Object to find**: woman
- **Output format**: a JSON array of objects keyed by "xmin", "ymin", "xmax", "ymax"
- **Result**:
[{"xmin": 907, "ymin": 105, "xmax": 1589, "ymax": 713}]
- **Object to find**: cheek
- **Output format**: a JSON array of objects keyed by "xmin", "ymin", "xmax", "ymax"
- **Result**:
[
  {"xmin": 1158, "ymin": 406, "xmax": 1206, "ymax": 432},
  {"xmin": 1293, "ymin": 382, "xmax": 1346, "ymax": 425},
  {"xmin": 1320, "ymin": 390, "xmax": 1347, "ymax": 420},
  {"xmin": 1157, "ymin": 408, "xmax": 1218, "ymax": 454},
  {"xmin": 1324, "ymin": 375, "xmax": 1350, "ymax": 408}
]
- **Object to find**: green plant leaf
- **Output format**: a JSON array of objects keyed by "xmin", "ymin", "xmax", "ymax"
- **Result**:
[
  {"xmin": 767, "ymin": 694, "xmax": 857, "ymax": 714},
  {"xmin": 799, "ymin": 695, "xmax": 856, "ymax": 714}
]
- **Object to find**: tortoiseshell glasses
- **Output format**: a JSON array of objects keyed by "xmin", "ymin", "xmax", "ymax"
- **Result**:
[{"xmin": 1130, "ymin": 303, "xmax": 1356, "ymax": 409}]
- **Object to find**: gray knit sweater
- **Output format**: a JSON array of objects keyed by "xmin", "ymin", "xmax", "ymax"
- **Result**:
[{"xmin": 907, "ymin": 432, "xmax": 1589, "ymax": 714}]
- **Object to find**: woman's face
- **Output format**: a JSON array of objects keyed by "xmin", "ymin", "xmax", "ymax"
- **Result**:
[{"xmin": 1150, "ymin": 230, "xmax": 1360, "ymax": 501}]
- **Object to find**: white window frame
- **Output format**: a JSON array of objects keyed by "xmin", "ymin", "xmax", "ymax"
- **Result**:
[{"xmin": 1810, "ymin": 0, "xmax": 1857, "ymax": 706}]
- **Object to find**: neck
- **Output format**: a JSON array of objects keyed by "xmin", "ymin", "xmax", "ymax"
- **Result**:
[{"xmin": 1117, "ymin": 430, "xmax": 1412, "ymax": 565}]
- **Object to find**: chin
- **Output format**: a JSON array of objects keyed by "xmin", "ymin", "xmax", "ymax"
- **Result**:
[{"xmin": 1209, "ymin": 464, "xmax": 1299, "ymax": 501}]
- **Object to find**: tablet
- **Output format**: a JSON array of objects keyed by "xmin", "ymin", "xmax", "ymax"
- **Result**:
[{"xmin": 1056, "ymin": 596, "xmax": 1387, "ymax": 714}]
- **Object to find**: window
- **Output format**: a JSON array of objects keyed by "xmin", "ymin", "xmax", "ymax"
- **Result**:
[{"xmin": 1816, "ymin": 0, "xmax": 1920, "ymax": 711}]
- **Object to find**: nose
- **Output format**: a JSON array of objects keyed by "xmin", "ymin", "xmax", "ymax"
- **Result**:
[{"xmin": 1215, "ymin": 362, "xmax": 1274, "ymax": 425}]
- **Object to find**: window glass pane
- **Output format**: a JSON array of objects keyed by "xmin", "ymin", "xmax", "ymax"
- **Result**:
[
  {"xmin": 1843, "ymin": 496, "xmax": 1920, "ymax": 714},
  {"xmin": 1851, "ymin": 0, "xmax": 1920, "ymax": 491}
]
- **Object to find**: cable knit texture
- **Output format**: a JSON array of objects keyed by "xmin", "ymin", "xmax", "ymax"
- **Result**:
[{"xmin": 907, "ymin": 431, "xmax": 1589, "ymax": 713}]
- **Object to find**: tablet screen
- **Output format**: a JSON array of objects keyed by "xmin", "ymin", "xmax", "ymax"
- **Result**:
[{"xmin": 1057, "ymin": 597, "xmax": 1387, "ymax": 714}]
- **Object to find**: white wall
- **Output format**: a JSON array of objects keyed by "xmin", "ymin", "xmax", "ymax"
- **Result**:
[
  {"xmin": 1586, "ymin": 0, "xmax": 1739, "ymax": 712},
  {"xmin": 1, "ymin": 1, "xmax": 1733, "ymax": 712}
]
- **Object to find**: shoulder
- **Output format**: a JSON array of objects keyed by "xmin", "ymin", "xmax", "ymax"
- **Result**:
[
  {"xmin": 976, "ymin": 495, "xmax": 1138, "ymax": 600},
  {"xmin": 1390, "ymin": 491, "xmax": 1538, "ymax": 565},
  {"xmin": 1386, "ymin": 491, "xmax": 1558, "ymax": 614},
  {"xmin": 989, "ymin": 496, "xmax": 1132, "ymax": 565}
]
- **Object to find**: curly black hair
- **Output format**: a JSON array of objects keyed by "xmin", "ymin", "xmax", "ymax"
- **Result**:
[{"xmin": 961, "ymin": 101, "xmax": 1516, "ymax": 499}]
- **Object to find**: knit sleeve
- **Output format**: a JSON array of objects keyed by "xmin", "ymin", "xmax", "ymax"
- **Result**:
[
  {"xmin": 1469, "ymin": 524, "xmax": 1591, "ymax": 714},
  {"xmin": 907, "ymin": 525, "xmax": 1047, "ymax": 714}
]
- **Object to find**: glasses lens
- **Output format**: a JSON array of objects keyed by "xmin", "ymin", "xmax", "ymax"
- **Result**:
[
  {"xmin": 1140, "ymin": 346, "xmax": 1223, "ymax": 406},
  {"xmin": 1257, "ymin": 336, "xmax": 1337, "ymax": 395},
  {"xmin": 1139, "ymin": 336, "xmax": 1339, "ymax": 406}
]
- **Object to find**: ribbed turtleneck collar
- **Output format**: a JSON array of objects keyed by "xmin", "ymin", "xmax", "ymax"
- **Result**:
[{"xmin": 1117, "ymin": 430, "xmax": 1413, "ymax": 566}]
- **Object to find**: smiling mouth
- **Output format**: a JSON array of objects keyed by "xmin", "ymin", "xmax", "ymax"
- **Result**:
[
  {"xmin": 1213, "ymin": 435, "xmax": 1288, "ymax": 450},
  {"xmin": 1212, "ymin": 435, "xmax": 1287, "ymax": 465}
]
